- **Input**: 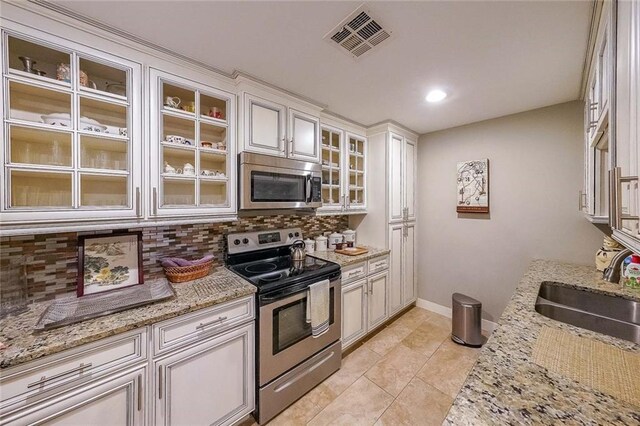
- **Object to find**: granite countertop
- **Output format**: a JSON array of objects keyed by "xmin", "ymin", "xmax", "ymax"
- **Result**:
[
  {"xmin": 0, "ymin": 267, "xmax": 256, "ymax": 370},
  {"xmin": 445, "ymin": 259, "xmax": 640, "ymax": 425},
  {"xmin": 310, "ymin": 245, "xmax": 390, "ymax": 267}
]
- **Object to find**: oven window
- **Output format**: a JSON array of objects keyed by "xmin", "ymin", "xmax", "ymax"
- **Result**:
[
  {"xmin": 251, "ymin": 171, "xmax": 306, "ymax": 202},
  {"xmin": 272, "ymin": 288, "xmax": 335, "ymax": 355}
]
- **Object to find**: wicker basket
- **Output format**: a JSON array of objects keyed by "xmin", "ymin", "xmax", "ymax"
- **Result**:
[{"xmin": 163, "ymin": 260, "xmax": 213, "ymax": 283}]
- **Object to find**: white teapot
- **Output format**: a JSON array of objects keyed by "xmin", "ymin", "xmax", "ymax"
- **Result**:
[
  {"xmin": 164, "ymin": 161, "xmax": 176, "ymax": 174},
  {"xmin": 183, "ymin": 163, "xmax": 195, "ymax": 175}
]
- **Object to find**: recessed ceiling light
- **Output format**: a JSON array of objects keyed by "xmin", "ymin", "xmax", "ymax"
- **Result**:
[{"xmin": 426, "ymin": 89, "xmax": 447, "ymax": 103}]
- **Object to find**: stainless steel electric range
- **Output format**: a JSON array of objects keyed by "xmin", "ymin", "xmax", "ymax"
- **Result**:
[{"xmin": 226, "ymin": 228, "xmax": 342, "ymax": 424}]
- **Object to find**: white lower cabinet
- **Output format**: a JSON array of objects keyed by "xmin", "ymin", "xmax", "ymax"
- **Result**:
[
  {"xmin": 403, "ymin": 223, "xmax": 416, "ymax": 306},
  {"xmin": 153, "ymin": 323, "xmax": 254, "ymax": 426},
  {"xmin": 341, "ymin": 279, "xmax": 368, "ymax": 348},
  {"xmin": 389, "ymin": 222, "xmax": 416, "ymax": 316},
  {"xmin": 367, "ymin": 271, "xmax": 389, "ymax": 330},
  {"xmin": 341, "ymin": 256, "xmax": 389, "ymax": 350},
  {"xmin": 1, "ymin": 365, "xmax": 146, "ymax": 426},
  {"xmin": 0, "ymin": 296, "xmax": 256, "ymax": 426}
]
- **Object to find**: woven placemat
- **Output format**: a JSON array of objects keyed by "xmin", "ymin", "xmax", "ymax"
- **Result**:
[{"xmin": 532, "ymin": 326, "xmax": 640, "ymax": 407}]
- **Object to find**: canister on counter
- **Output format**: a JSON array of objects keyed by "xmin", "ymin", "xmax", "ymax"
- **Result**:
[
  {"xmin": 343, "ymin": 229, "xmax": 356, "ymax": 244},
  {"xmin": 304, "ymin": 238, "xmax": 315, "ymax": 254},
  {"xmin": 315, "ymin": 235, "xmax": 328, "ymax": 251},
  {"xmin": 328, "ymin": 233, "xmax": 343, "ymax": 250}
]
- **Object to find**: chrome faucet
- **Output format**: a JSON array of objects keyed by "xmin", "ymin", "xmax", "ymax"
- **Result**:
[{"xmin": 603, "ymin": 248, "xmax": 632, "ymax": 283}]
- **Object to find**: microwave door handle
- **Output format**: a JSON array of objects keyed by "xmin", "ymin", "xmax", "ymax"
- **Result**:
[{"xmin": 306, "ymin": 174, "xmax": 312, "ymax": 203}]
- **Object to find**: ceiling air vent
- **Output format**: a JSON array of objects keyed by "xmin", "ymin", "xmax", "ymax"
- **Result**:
[{"xmin": 324, "ymin": 6, "xmax": 392, "ymax": 59}]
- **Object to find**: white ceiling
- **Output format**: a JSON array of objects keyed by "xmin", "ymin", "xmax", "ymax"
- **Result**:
[{"xmin": 55, "ymin": 1, "xmax": 592, "ymax": 134}]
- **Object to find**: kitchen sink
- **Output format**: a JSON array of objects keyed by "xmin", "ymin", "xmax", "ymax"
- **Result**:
[{"xmin": 535, "ymin": 281, "xmax": 640, "ymax": 344}]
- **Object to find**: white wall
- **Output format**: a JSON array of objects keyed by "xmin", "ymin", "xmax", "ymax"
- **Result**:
[{"xmin": 417, "ymin": 101, "xmax": 605, "ymax": 321}]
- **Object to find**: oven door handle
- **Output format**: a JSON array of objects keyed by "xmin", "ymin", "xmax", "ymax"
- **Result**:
[
  {"xmin": 260, "ymin": 279, "xmax": 339, "ymax": 307},
  {"xmin": 305, "ymin": 174, "xmax": 312, "ymax": 203}
]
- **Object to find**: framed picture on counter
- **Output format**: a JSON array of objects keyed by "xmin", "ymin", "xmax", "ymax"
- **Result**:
[{"xmin": 77, "ymin": 231, "xmax": 144, "ymax": 297}]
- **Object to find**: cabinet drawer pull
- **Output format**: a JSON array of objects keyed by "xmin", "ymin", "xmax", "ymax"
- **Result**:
[
  {"xmin": 372, "ymin": 261, "xmax": 386, "ymax": 270},
  {"xmin": 135, "ymin": 187, "xmax": 141, "ymax": 217},
  {"xmin": 137, "ymin": 374, "xmax": 143, "ymax": 411},
  {"xmin": 346, "ymin": 270, "xmax": 362, "ymax": 278},
  {"xmin": 153, "ymin": 187, "xmax": 158, "ymax": 215},
  {"xmin": 196, "ymin": 316, "xmax": 228, "ymax": 330},
  {"xmin": 27, "ymin": 363, "xmax": 92, "ymax": 388},
  {"xmin": 158, "ymin": 366, "xmax": 163, "ymax": 399}
]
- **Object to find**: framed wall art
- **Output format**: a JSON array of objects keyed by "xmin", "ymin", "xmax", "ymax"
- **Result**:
[
  {"xmin": 77, "ymin": 231, "xmax": 144, "ymax": 296},
  {"xmin": 457, "ymin": 159, "xmax": 490, "ymax": 213}
]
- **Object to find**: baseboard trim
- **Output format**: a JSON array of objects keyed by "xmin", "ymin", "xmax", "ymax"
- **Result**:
[{"xmin": 416, "ymin": 298, "xmax": 498, "ymax": 333}]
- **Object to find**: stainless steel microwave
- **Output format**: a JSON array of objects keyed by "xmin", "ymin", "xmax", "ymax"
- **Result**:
[{"xmin": 239, "ymin": 152, "xmax": 322, "ymax": 210}]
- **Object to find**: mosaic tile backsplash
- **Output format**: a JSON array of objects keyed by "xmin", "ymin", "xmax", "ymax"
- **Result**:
[{"xmin": 0, "ymin": 215, "xmax": 349, "ymax": 304}]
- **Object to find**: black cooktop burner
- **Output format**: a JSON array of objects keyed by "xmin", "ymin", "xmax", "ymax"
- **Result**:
[
  {"xmin": 227, "ymin": 247, "xmax": 340, "ymax": 294},
  {"xmin": 245, "ymin": 263, "xmax": 278, "ymax": 274},
  {"xmin": 258, "ymin": 271, "xmax": 287, "ymax": 284}
]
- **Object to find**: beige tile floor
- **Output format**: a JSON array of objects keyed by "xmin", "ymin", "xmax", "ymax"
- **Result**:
[{"xmin": 249, "ymin": 306, "xmax": 486, "ymax": 426}]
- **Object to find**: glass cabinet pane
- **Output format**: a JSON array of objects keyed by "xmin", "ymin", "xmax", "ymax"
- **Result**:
[
  {"xmin": 200, "ymin": 93, "xmax": 227, "ymax": 121},
  {"xmin": 200, "ymin": 181, "xmax": 227, "ymax": 205},
  {"xmin": 200, "ymin": 122, "xmax": 227, "ymax": 150},
  {"xmin": 162, "ymin": 179, "xmax": 195, "ymax": 206},
  {"xmin": 162, "ymin": 115, "xmax": 195, "ymax": 145},
  {"xmin": 163, "ymin": 146, "xmax": 195, "ymax": 176},
  {"xmin": 80, "ymin": 174, "xmax": 128, "ymax": 207},
  {"xmin": 9, "ymin": 81, "xmax": 71, "ymax": 124},
  {"xmin": 10, "ymin": 170, "xmax": 72, "ymax": 207},
  {"xmin": 321, "ymin": 128, "xmax": 342, "ymax": 207},
  {"xmin": 78, "ymin": 57, "xmax": 127, "ymax": 97},
  {"xmin": 9, "ymin": 126, "xmax": 72, "ymax": 167},
  {"xmin": 162, "ymin": 82, "xmax": 195, "ymax": 113},
  {"xmin": 200, "ymin": 151, "xmax": 227, "ymax": 179},
  {"xmin": 81, "ymin": 136, "xmax": 128, "ymax": 171},
  {"xmin": 7, "ymin": 36, "xmax": 70, "ymax": 84},
  {"xmin": 79, "ymin": 97, "xmax": 127, "ymax": 135}
]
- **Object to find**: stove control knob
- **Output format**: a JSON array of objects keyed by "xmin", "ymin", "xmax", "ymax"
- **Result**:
[
  {"xmin": 233, "ymin": 239, "xmax": 241, "ymax": 246},
  {"xmin": 294, "ymin": 232, "xmax": 300, "ymax": 237},
  {"xmin": 288, "ymin": 233, "xmax": 294, "ymax": 238},
  {"xmin": 242, "ymin": 238, "xmax": 249, "ymax": 244}
]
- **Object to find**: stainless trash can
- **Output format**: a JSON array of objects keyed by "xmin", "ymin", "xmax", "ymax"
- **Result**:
[{"xmin": 451, "ymin": 293, "xmax": 483, "ymax": 347}]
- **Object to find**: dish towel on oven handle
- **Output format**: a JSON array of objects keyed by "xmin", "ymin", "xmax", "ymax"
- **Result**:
[{"xmin": 306, "ymin": 279, "xmax": 330, "ymax": 337}]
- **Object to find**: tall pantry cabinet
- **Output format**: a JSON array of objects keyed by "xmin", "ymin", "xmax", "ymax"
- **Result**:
[{"xmin": 353, "ymin": 123, "xmax": 418, "ymax": 316}]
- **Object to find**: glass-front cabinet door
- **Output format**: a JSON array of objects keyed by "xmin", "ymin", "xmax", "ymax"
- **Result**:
[
  {"xmin": 346, "ymin": 133, "xmax": 367, "ymax": 211},
  {"xmin": 149, "ymin": 68, "xmax": 236, "ymax": 217},
  {"xmin": 1, "ymin": 31, "xmax": 142, "ymax": 225},
  {"xmin": 320, "ymin": 125, "xmax": 344, "ymax": 211}
]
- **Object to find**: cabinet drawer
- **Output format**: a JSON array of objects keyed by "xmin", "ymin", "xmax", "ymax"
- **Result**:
[
  {"xmin": 0, "ymin": 328, "xmax": 146, "ymax": 411},
  {"xmin": 342, "ymin": 262, "xmax": 367, "ymax": 284},
  {"xmin": 152, "ymin": 295, "xmax": 254, "ymax": 357},
  {"xmin": 368, "ymin": 255, "xmax": 389, "ymax": 274}
]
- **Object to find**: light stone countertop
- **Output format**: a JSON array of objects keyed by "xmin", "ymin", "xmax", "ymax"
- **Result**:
[
  {"xmin": 444, "ymin": 259, "xmax": 640, "ymax": 425},
  {"xmin": 310, "ymin": 245, "xmax": 390, "ymax": 267},
  {"xmin": 0, "ymin": 267, "xmax": 256, "ymax": 369}
]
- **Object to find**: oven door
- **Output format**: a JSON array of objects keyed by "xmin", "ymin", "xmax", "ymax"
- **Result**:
[
  {"xmin": 258, "ymin": 277, "xmax": 341, "ymax": 386},
  {"xmin": 240, "ymin": 163, "xmax": 321, "ymax": 209}
]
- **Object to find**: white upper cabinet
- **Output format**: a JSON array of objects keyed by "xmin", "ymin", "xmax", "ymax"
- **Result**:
[
  {"xmin": 611, "ymin": 0, "xmax": 640, "ymax": 250},
  {"xmin": 318, "ymin": 119, "xmax": 367, "ymax": 214},
  {"xmin": 581, "ymin": 0, "xmax": 613, "ymax": 224},
  {"xmin": 238, "ymin": 77, "xmax": 322, "ymax": 163},
  {"xmin": 405, "ymin": 138, "xmax": 417, "ymax": 221},
  {"xmin": 244, "ymin": 93, "xmax": 286, "ymax": 156},
  {"xmin": 288, "ymin": 108, "xmax": 320, "ymax": 162},
  {"xmin": 0, "ymin": 30, "xmax": 142, "ymax": 226},
  {"xmin": 149, "ymin": 68, "xmax": 236, "ymax": 218},
  {"xmin": 389, "ymin": 132, "xmax": 416, "ymax": 223},
  {"xmin": 389, "ymin": 133, "xmax": 404, "ymax": 222}
]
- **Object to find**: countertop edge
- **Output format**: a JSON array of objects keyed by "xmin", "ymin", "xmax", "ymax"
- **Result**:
[{"xmin": 0, "ymin": 267, "xmax": 256, "ymax": 370}]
